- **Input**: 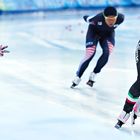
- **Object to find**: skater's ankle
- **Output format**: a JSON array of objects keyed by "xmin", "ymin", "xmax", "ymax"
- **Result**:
[
  {"xmin": 118, "ymin": 110, "xmax": 130, "ymax": 124},
  {"xmin": 89, "ymin": 72, "xmax": 97, "ymax": 82},
  {"xmin": 115, "ymin": 120, "xmax": 124, "ymax": 129},
  {"xmin": 71, "ymin": 76, "xmax": 81, "ymax": 88}
]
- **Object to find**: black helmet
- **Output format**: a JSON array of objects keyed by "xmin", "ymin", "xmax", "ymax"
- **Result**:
[{"xmin": 103, "ymin": 6, "xmax": 117, "ymax": 17}]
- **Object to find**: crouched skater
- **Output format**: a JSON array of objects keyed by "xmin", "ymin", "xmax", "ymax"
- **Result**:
[{"xmin": 71, "ymin": 6, "xmax": 124, "ymax": 88}]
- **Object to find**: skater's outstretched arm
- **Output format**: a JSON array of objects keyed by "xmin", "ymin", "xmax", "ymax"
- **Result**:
[{"xmin": 83, "ymin": 13, "xmax": 101, "ymax": 24}]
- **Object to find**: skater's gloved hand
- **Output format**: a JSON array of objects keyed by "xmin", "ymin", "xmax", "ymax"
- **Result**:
[
  {"xmin": 0, "ymin": 45, "xmax": 9, "ymax": 56},
  {"xmin": 83, "ymin": 15, "xmax": 89, "ymax": 22}
]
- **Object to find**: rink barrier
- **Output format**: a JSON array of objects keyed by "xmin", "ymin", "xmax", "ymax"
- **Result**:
[{"xmin": 0, "ymin": 0, "xmax": 140, "ymax": 14}]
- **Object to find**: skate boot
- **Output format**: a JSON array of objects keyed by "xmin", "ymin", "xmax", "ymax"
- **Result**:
[
  {"xmin": 71, "ymin": 76, "xmax": 81, "ymax": 88},
  {"xmin": 115, "ymin": 120, "xmax": 124, "ymax": 129},
  {"xmin": 86, "ymin": 80, "xmax": 95, "ymax": 87},
  {"xmin": 86, "ymin": 72, "xmax": 96, "ymax": 87},
  {"xmin": 115, "ymin": 110, "xmax": 130, "ymax": 129}
]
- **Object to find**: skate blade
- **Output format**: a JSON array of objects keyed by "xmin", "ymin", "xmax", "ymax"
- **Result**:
[
  {"xmin": 70, "ymin": 85, "xmax": 75, "ymax": 88},
  {"xmin": 70, "ymin": 83, "xmax": 77, "ymax": 89},
  {"xmin": 114, "ymin": 124, "xmax": 121, "ymax": 129}
]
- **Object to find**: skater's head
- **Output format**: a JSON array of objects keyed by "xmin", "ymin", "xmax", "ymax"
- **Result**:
[
  {"xmin": 104, "ymin": 6, "xmax": 117, "ymax": 17},
  {"xmin": 103, "ymin": 6, "xmax": 118, "ymax": 27}
]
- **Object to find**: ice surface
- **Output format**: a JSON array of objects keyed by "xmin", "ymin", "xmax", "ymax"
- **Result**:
[{"xmin": 0, "ymin": 8, "xmax": 140, "ymax": 140}]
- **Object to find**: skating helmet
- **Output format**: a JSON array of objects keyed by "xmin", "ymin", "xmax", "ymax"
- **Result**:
[{"xmin": 103, "ymin": 6, "xmax": 118, "ymax": 17}]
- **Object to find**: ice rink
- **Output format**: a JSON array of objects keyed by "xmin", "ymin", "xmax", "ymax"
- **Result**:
[{"xmin": 0, "ymin": 7, "xmax": 140, "ymax": 140}]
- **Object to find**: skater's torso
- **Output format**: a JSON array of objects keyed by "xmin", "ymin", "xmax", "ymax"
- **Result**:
[
  {"xmin": 135, "ymin": 40, "xmax": 140, "ymax": 80},
  {"xmin": 85, "ymin": 13, "xmax": 124, "ymax": 37}
]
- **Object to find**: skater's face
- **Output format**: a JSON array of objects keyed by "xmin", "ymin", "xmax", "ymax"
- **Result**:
[{"xmin": 104, "ymin": 16, "xmax": 117, "ymax": 27}]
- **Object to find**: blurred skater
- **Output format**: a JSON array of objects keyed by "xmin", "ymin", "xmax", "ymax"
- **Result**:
[
  {"xmin": 0, "ymin": 45, "xmax": 9, "ymax": 56},
  {"xmin": 115, "ymin": 40, "xmax": 140, "ymax": 129}
]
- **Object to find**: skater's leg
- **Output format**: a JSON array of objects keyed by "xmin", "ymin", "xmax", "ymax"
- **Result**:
[
  {"xmin": 115, "ymin": 40, "xmax": 140, "ymax": 129},
  {"xmin": 71, "ymin": 45, "xmax": 96, "ymax": 88},
  {"xmin": 76, "ymin": 45, "xmax": 97, "ymax": 78},
  {"xmin": 71, "ymin": 32, "xmax": 99, "ymax": 88},
  {"xmin": 115, "ymin": 41, "xmax": 140, "ymax": 128},
  {"xmin": 115, "ymin": 80, "xmax": 140, "ymax": 129},
  {"xmin": 87, "ymin": 38, "xmax": 114, "ymax": 87},
  {"xmin": 93, "ymin": 39, "xmax": 114, "ymax": 73}
]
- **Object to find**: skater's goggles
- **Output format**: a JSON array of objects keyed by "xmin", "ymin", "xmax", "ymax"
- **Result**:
[{"xmin": 103, "ymin": 13, "xmax": 118, "ymax": 20}]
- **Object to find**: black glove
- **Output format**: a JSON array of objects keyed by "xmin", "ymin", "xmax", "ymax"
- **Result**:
[{"xmin": 83, "ymin": 15, "xmax": 89, "ymax": 22}]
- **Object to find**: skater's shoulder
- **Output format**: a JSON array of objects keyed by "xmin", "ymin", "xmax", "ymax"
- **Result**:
[
  {"xmin": 116, "ymin": 13, "xmax": 125, "ymax": 23},
  {"xmin": 94, "ymin": 12, "xmax": 104, "ymax": 19}
]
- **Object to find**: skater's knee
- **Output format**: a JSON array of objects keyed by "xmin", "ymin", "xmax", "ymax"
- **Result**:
[
  {"xmin": 86, "ymin": 45, "xmax": 96, "ymax": 54},
  {"xmin": 129, "ymin": 86, "xmax": 140, "ymax": 98}
]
